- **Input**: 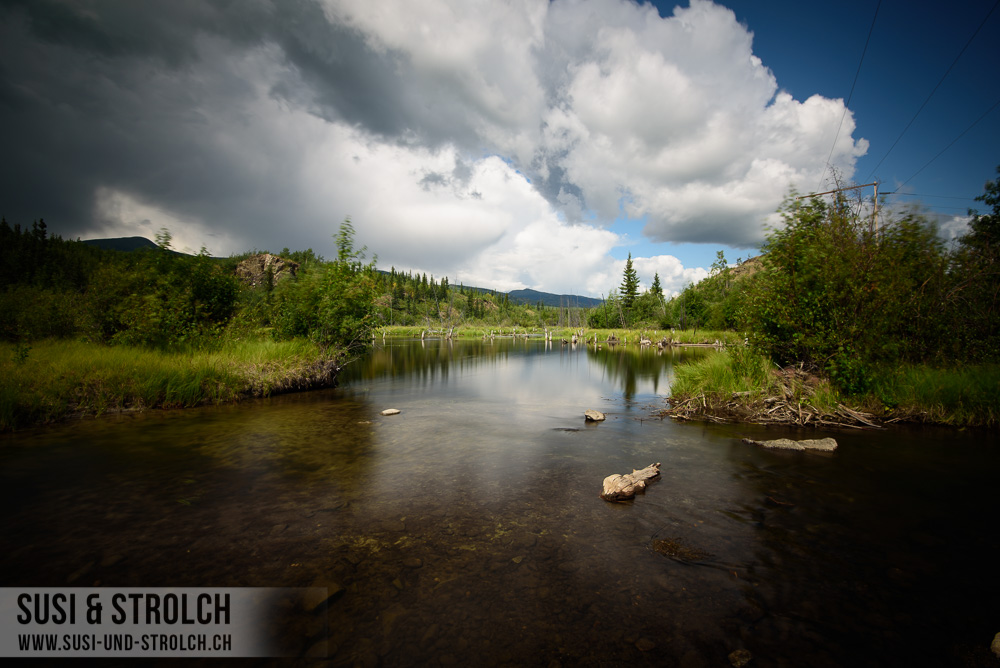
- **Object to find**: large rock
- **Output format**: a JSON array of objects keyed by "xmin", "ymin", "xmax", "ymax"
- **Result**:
[
  {"xmin": 742, "ymin": 437, "xmax": 838, "ymax": 452},
  {"xmin": 235, "ymin": 253, "xmax": 300, "ymax": 288}
]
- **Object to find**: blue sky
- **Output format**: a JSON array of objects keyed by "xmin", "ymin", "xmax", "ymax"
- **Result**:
[{"xmin": 2, "ymin": 0, "xmax": 997, "ymax": 297}]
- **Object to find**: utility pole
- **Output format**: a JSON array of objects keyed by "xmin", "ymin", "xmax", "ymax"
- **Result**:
[{"xmin": 796, "ymin": 181, "xmax": 880, "ymax": 234}]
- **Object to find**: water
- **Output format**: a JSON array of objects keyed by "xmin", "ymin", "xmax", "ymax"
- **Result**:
[{"xmin": 2, "ymin": 338, "xmax": 998, "ymax": 666}]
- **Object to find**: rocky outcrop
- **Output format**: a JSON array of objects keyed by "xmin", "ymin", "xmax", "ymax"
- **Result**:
[
  {"xmin": 235, "ymin": 253, "xmax": 299, "ymax": 288},
  {"xmin": 741, "ymin": 437, "xmax": 838, "ymax": 452}
]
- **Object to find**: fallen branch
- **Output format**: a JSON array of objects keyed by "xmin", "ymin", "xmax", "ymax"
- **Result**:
[{"xmin": 601, "ymin": 463, "xmax": 661, "ymax": 502}]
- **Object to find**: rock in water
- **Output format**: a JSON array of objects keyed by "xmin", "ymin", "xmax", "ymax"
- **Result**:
[
  {"xmin": 728, "ymin": 649, "xmax": 752, "ymax": 667},
  {"xmin": 741, "ymin": 437, "xmax": 837, "ymax": 452},
  {"xmin": 584, "ymin": 410, "xmax": 606, "ymax": 421},
  {"xmin": 601, "ymin": 463, "xmax": 661, "ymax": 502},
  {"xmin": 381, "ymin": 408, "xmax": 401, "ymax": 416}
]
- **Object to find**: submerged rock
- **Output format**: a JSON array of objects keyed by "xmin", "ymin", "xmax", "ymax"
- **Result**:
[
  {"xmin": 728, "ymin": 648, "xmax": 752, "ymax": 667},
  {"xmin": 741, "ymin": 437, "xmax": 837, "ymax": 452},
  {"xmin": 584, "ymin": 409, "xmax": 606, "ymax": 422}
]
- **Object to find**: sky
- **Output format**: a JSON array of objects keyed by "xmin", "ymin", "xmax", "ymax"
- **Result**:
[{"xmin": 1, "ymin": 0, "xmax": 997, "ymax": 298}]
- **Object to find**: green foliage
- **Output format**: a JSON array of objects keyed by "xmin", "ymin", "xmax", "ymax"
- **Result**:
[
  {"xmin": 663, "ymin": 253, "xmax": 748, "ymax": 332},
  {"xmin": 948, "ymin": 165, "xmax": 1000, "ymax": 359},
  {"xmin": 587, "ymin": 292, "xmax": 624, "ymax": 328},
  {"xmin": 0, "ymin": 285, "xmax": 82, "ymax": 341},
  {"xmin": 650, "ymin": 272, "xmax": 663, "ymax": 298},
  {"xmin": 740, "ymin": 191, "xmax": 951, "ymax": 392},
  {"xmin": 272, "ymin": 219, "xmax": 378, "ymax": 354},
  {"xmin": 1, "ymin": 215, "xmax": 377, "ymax": 358},
  {"xmin": 619, "ymin": 253, "xmax": 640, "ymax": 311},
  {"xmin": 83, "ymin": 246, "xmax": 239, "ymax": 349}
]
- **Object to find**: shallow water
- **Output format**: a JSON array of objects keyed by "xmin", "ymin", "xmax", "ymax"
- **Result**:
[{"xmin": 2, "ymin": 338, "xmax": 998, "ymax": 666}]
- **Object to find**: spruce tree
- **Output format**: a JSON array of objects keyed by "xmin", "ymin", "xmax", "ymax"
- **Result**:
[
  {"xmin": 620, "ymin": 253, "xmax": 639, "ymax": 310},
  {"xmin": 650, "ymin": 272, "xmax": 663, "ymax": 298}
]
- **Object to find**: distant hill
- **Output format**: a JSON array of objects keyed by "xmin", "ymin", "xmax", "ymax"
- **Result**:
[
  {"xmin": 82, "ymin": 240, "xmax": 603, "ymax": 306},
  {"xmin": 80, "ymin": 236, "xmax": 160, "ymax": 252},
  {"xmin": 507, "ymin": 288, "xmax": 603, "ymax": 308}
]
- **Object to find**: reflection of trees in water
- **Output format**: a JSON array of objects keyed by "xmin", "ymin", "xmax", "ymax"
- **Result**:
[
  {"xmin": 344, "ymin": 338, "xmax": 552, "ymax": 385},
  {"xmin": 344, "ymin": 338, "xmax": 716, "ymax": 403},
  {"xmin": 586, "ymin": 345, "xmax": 710, "ymax": 401}
]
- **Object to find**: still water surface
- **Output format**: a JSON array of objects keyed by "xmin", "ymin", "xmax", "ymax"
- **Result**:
[{"xmin": 2, "ymin": 338, "xmax": 998, "ymax": 666}]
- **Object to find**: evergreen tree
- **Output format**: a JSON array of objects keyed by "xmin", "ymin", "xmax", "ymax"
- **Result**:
[
  {"xmin": 619, "ymin": 253, "xmax": 639, "ymax": 310},
  {"xmin": 650, "ymin": 272, "xmax": 663, "ymax": 298}
]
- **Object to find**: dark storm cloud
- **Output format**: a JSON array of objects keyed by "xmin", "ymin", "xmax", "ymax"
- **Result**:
[{"xmin": 0, "ymin": 0, "xmax": 476, "ymax": 248}]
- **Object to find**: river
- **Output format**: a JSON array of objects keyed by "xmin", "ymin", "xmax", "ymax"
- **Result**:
[{"xmin": 1, "ymin": 337, "xmax": 998, "ymax": 666}]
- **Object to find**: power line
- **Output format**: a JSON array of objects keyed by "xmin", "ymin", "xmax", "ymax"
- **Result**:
[
  {"xmin": 894, "ymin": 95, "xmax": 1000, "ymax": 191},
  {"xmin": 864, "ymin": 0, "xmax": 1000, "ymax": 182},
  {"xmin": 883, "ymin": 192, "xmax": 980, "ymax": 201},
  {"xmin": 818, "ymin": 0, "xmax": 881, "ymax": 190}
]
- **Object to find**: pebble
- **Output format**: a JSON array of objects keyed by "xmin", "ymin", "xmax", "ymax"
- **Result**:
[
  {"xmin": 728, "ymin": 648, "xmax": 752, "ymax": 667},
  {"xmin": 381, "ymin": 408, "xmax": 401, "ymax": 416}
]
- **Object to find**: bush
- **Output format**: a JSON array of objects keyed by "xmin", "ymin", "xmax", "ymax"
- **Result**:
[
  {"xmin": 0, "ymin": 286, "xmax": 82, "ymax": 341},
  {"xmin": 272, "ymin": 220, "xmax": 378, "ymax": 355},
  {"xmin": 740, "ymin": 192, "xmax": 949, "ymax": 392}
]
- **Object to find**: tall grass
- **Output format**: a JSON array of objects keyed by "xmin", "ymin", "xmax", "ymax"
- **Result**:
[
  {"xmin": 0, "ymin": 339, "xmax": 328, "ymax": 431},
  {"xmin": 868, "ymin": 364, "xmax": 1000, "ymax": 427},
  {"xmin": 670, "ymin": 346, "xmax": 777, "ymax": 397},
  {"xmin": 668, "ymin": 347, "xmax": 1000, "ymax": 427}
]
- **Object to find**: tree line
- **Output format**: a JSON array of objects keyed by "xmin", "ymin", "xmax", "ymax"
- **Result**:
[{"xmin": 0, "ymin": 219, "xmax": 379, "ymax": 358}]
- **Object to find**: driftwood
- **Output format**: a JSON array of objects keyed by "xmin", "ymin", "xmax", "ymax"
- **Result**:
[
  {"xmin": 663, "ymin": 392, "xmax": 881, "ymax": 429},
  {"xmin": 601, "ymin": 463, "xmax": 661, "ymax": 502},
  {"xmin": 741, "ymin": 437, "xmax": 837, "ymax": 452}
]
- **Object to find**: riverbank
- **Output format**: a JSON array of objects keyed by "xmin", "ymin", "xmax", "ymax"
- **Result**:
[
  {"xmin": 662, "ymin": 348, "xmax": 1000, "ymax": 428},
  {"xmin": 0, "ymin": 338, "xmax": 340, "ymax": 432},
  {"xmin": 379, "ymin": 325, "xmax": 740, "ymax": 346}
]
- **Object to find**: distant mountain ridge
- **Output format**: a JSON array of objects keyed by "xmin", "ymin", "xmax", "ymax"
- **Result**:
[
  {"xmin": 80, "ymin": 236, "xmax": 161, "ymax": 252},
  {"xmin": 507, "ymin": 288, "xmax": 603, "ymax": 308},
  {"xmin": 81, "ymin": 236, "xmax": 603, "ymax": 308}
]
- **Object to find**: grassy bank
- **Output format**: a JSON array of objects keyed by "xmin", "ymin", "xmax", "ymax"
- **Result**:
[
  {"xmin": 379, "ymin": 325, "xmax": 740, "ymax": 345},
  {"xmin": 0, "ymin": 338, "xmax": 337, "ymax": 431},
  {"xmin": 666, "ymin": 348, "xmax": 1000, "ymax": 428}
]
